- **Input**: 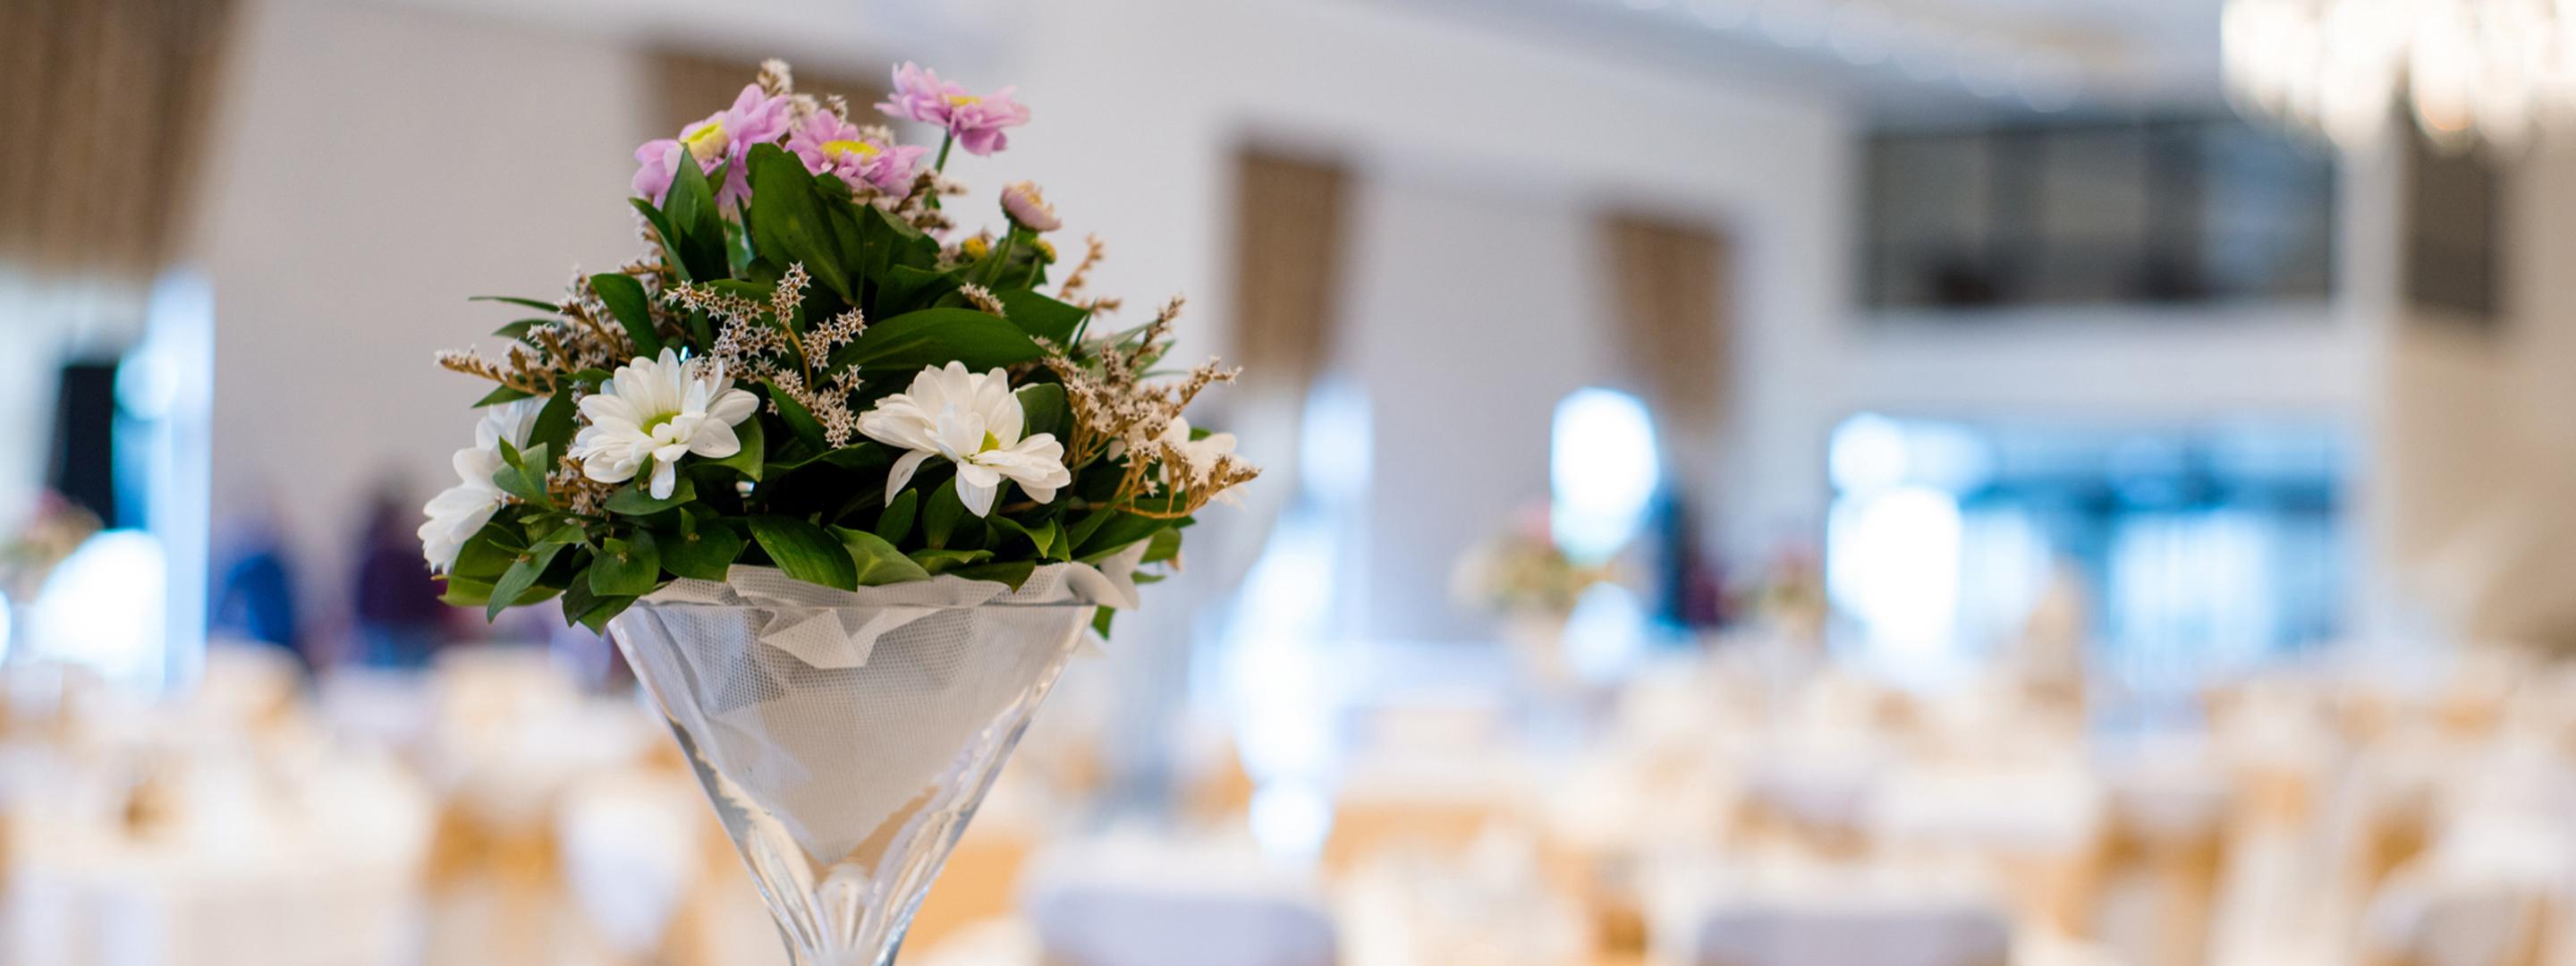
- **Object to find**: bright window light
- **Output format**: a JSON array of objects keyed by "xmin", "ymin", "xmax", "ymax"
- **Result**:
[
  {"xmin": 1830, "ymin": 411, "xmax": 1910, "ymax": 494},
  {"xmin": 1300, "ymin": 375, "xmax": 1372, "ymax": 503},
  {"xmin": 1248, "ymin": 779, "xmax": 1333, "ymax": 860},
  {"xmin": 1827, "ymin": 486, "xmax": 1962, "ymax": 678},
  {"xmin": 28, "ymin": 530, "xmax": 168, "ymax": 687},
  {"xmin": 1550, "ymin": 388, "xmax": 1659, "ymax": 564}
]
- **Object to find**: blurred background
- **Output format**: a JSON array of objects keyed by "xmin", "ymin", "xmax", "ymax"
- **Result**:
[{"xmin": 5, "ymin": 0, "xmax": 2576, "ymax": 963}]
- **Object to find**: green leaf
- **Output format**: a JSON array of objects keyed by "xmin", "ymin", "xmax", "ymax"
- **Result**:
[
  {"xmin": 474, "ymin": 385, "xmax": 534, "ymax": 407},
  {"xmin": 906, "ymin": 547, "xmax": 993, "ymax": 574},
  {"xmin": 470, "ymin": 295, "xmax": 560, "ymax": 312},
  {"xmin": 559, "ymin": 577, "xmax": 597, "ymax": 626},
  {"xmin": 767, "ymin": 383, "xmax": 827, "ymax": 449},
  {"xmin": 589, "ymin": 532, "xmax": 663, "ymax": 597},
  {"xmin": 877, "ymin": 265, "xmax": 960, "ymax": 317},
  {"xmin": 1091, "ymin": 606, "xmax": 1115, "ymax": 638},
  {"xmin": 951, "ymin": 560, "xmax": 1037, "ymax": 591},
  {"xmin": 492, "ymin": 443, "xmax": 555, "ymax": 508},
  {"xmin": 528, "ymin": 392, "xmax": 578, "ymax": 458},
  {"xmin": 711, "ymin": 414, "xmax": 764, "ymax": 481},
  {"xmin": 493, "ymin": 319, "xmax": 549, "ymax": 339},
  {"xmin": 605, "ymin": 473, "xmax": 696, "ymax": 515},
  {"xmin": 1142, "ymin": 526, "xmax": 1183, "ymax": 564},
  {"xmin": 923, "ymin": 479, "xmax": 965, "ymax": 549},
  {"xmin": 1074, "ymin": 511, "xmax": 1167, "ymax": 560},
  {"xmin": 663, "ymin": 151, "xmax": 729, "ymax": 284},
  {"xmin": 764, "ymin": 440, "xmax": 888, "ymax": 476},
  {"xmin": 1015, "ymin": 384, "xmax": 1069, "ymax": 441},
  {"xmin": 533, "ymin": 522, "xmax": 589, "ymax": 548},
  {"xmin": 876, "ymin": 489, "xmax": 919, "ymax": 543},
  {"xmin": 855, "ymin": 208, "xmax": 943, "ymax": 309},
  {"xmin": 833, "ymin": 527, "xmax": 932, "ymax": 586},
  {"xmin": 827, "ymin": 309, "xmax": 1044, "ymax": 373},
  {"xmin": 745, "ymin": 144, "xmax": 853, "ymax": 301},
  {"xmin": 450, "ymin": 522, "xmax": 524, "ymax": 580},
  {"xmin": 487, "ymin": 541, "xmax": 569, "ymax": 620},
  {"xmin": 589, "ymin": 273, "xmax": 662, "ymax": 357},
  {"xmin": 994, "ymin": 288, "xmax": 1090, "ymax": 346},
  {"xmin": 573, "ymin": 595, "xmax": 636, "ymax": 633},
  {"xmin": 990, "ymin": 516, "xmax": 1067, "ymax": 561},
  {"xmin": 748, "ymin": 515, "xmax": 858, "ymax": 590},
  {"xmin": 1064, "ymin": 508, "xmax": 1116, "ymax": 551},
  {"xmin": 628, "ymin": 199, "xmax": 692, "ymax": 282},
  {"xmin": 439, "ymin": 576, "xmax": 495, "ymax": 607},
  {"xmin": 660, "ymin": 509, "xmax": 744, "ymax": 580}
]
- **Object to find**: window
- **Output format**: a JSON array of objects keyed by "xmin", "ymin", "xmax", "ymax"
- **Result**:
[
  {"xmin": 1826, "ymin": 415, "xmax": 2349, "ymax": 690},
  {"xmin": 1864, "ymin": 117, "xmax": 2336, "ymax": 310}
]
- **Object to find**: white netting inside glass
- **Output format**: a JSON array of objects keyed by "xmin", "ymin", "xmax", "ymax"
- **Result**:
[{"xmin": 611, "ymin": 561, "xmax": 1132, "ymax": 862}]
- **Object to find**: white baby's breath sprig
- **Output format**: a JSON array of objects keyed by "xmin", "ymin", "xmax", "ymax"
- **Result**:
[{"xmin": 957, "ymin": 283, "xmax": 1006, "ymax": 316}]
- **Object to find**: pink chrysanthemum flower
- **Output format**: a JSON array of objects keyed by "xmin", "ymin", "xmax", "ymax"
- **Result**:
[
  {"xmin": 1000, "ymin": 182, "xmax": 1061, "ymax": 232},
  {"xmin": 875, "ymin": 63, "xmax": 1030, "ymax": 157},
  {"xmin": 632, "ymin": 84, "xmax": 794, "ymax": 208},
  {"xmin": 785, "ymin": 113, "xmax": 929, "ymax": 196}
]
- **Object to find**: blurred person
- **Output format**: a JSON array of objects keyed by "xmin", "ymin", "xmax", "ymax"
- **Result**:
[
  {"xmin": 352, "ymin": 487, "xmax": 448, "ymax": 668},
  {"xmin": 211, "ymin": 493, "xmax": 303, "ymax": 664}
]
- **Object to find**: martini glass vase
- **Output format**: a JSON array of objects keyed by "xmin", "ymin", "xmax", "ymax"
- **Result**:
[{"xmin": 609, "ymin": 564, "xmax": 1122, "ymax": 966}]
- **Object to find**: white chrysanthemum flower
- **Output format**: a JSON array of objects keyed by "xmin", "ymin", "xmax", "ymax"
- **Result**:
[
  {"xmin": 859, "ymin": 361, "xmax": 1071, "ymax": 517},
  {"xmin": 419, "ymin": 398, "xmax": 544, "ymax": 571},
  {"xmin": 569, "ymin": 348, "xmax": 761, "ymax": 499}
]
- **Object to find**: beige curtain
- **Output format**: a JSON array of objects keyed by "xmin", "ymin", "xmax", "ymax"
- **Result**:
[
  {"xmin": 0, "ymin": 0, "xmax": 237, "ymax": 281},
  {"xmin": 1233, "ymin": 149, "xmax": 1353, "ymax": 407},
  {"xmin": 1207, "ymin": 148, "xmax": 1352, "ymax": 574},
  {"xmin": 1602, "ymin": 212, "xmax": 1731, "ymax": 454}
]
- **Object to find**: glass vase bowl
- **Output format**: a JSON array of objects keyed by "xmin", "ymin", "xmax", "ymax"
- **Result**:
[{"xmin": 609, "ymin": 564, "xmax": 1123, "ymax": 966}]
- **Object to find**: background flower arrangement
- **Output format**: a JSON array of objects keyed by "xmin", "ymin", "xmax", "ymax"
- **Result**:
[
  {"xmin": 419, "ymin": 59, "xmax": 1256, "ymax": 635},
  {"xmin": 1451, "ymin": 504, "xmax": 1617, "ymax": 620}
]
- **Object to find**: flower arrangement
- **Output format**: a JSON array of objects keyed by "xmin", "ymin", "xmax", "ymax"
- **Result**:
[
  {"xmin": 1450, "ymin": 505, "xmax": 1615, "ymax": 619},
  {"xmin": 420, "ymin": 60, "xmax": 1257, "ymax": 635}
]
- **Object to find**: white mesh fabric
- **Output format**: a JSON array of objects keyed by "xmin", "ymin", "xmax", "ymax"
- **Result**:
[{"xmin": 611, "ymin": 555, "xmax": 1140, "ymax": 863}]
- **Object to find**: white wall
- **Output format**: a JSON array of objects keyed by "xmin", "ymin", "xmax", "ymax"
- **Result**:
[
  {"xmin": 1336, "ymin": 174, "xmax": 1623, "ymax": 642},
  {"xmin": 996, "ymin": 0, "xmax": 1851, "ymax": 641},
  {"xmin": 191, "ymin": 0, "xmax": 648, "ymax": 630},
  {"xmin": 2377, "ymin": 137, "xmax": 2576, "ymax": 647}
]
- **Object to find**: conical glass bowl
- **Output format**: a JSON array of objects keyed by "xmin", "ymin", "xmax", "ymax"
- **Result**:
[{"xmin": 609, "ymin": 566, "xmax": 1112, "ymax": 966}]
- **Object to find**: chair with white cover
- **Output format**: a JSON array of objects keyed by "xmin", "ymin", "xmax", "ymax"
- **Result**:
[
  {"xmin": 1867, "ymin": 763, "xmax": 2106, "ymax": 939},
  {"xmin": 1667, "ymin": 897, "xmax": 2012, "ymax": 966},
  {"xmin": 1022, "ymin": 834, "xmax": 1338, "ymax": 966},
  {"xmin": 555, "ymin": 768, "xmax": 709, "ymax": 963}
]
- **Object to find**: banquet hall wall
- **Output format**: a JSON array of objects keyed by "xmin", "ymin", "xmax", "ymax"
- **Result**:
[
  {"xmin": 180, "ymin": 0, "xmax": 1855, "ymax": 657},
  {"xmin": 157, "ymin": 0, "xmax": 2576, "ymax": 661}
]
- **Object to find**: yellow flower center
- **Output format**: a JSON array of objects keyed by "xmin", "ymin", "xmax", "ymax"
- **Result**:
[
  {"xmin": 821, "ymin": 139, "xmax": 880, "ymax": 163},
  {"xmin": 961, "ymin": 236, "xmax": 990, "ymax": 258},
  {"xmin": 682, "ymin": 120, "xmax": 729, "ymax": 163},
  {"xmin": 642, "ymin": 412, "xmax": 678, "ymax": 435},
  {"xmin": 946, "ymin": 94, "xmax": 982, "ymax": 107},
  {"xmin": 979, "ymin": 431, "xmax": 1004, "ymax": 453}
]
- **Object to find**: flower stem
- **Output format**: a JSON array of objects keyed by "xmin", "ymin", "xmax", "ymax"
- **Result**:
[
  {"xmin": 979, "ymin": 229, "xmax": 1021, "ymax": 286},
  {"xmin": 928, "ymin": 133, "xmax": 956, "ymax": 211}
]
